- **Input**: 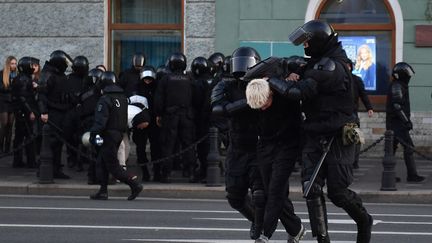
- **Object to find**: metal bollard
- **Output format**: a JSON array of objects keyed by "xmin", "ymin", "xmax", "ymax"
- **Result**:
[
  {"xmin": 381, "ymin": 130, "xmax": 397, "ymax": 191},
  {"xmin": 38, "ymin": 124, "xmax": 54, "ymax": 184},
  {"xmin": 206, "ymin": 127, "xmax": 222, "ymax": 187}
]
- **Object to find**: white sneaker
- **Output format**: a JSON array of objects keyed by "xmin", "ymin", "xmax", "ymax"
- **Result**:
[
  {"xmin": 255, "ymin": 234, "xmax": 269, "ymax": 243},
  {"xmin": 287, "ymin": 224, "xmax": 306, "ymax": 243}
]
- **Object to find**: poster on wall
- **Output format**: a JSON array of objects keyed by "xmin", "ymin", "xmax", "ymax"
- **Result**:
[{"xmin": 340, "ymin": 36, "xmax": 377, "ymax": 91}]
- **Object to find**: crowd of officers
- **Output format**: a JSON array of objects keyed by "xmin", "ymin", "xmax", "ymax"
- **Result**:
[{"xmin": 0, "ymin": 19, "xmax": 424, "ymax": 243}]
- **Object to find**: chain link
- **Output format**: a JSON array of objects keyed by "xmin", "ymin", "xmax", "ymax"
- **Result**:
[
  {"xmin": 395, "ymin": 135, "xmax": 432, "ymax": 162},
  {"xmin": 0, "ymin": 133, "xmax": 40, "ymax": 159},
  {"xmin": 357, "ymin": 135, "xmax": 385, "ymax": 156}
]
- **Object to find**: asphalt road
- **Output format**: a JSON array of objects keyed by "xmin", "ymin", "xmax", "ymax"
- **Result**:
[{"xmin": 0, "ymin": 195, "xmax": 431, "ymax": 243}]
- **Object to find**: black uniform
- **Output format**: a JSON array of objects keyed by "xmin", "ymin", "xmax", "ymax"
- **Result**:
[
  {"xmin": 11, "ymin": 72, "xmax": 37, "ymax": 168},
  {"xmin": 89, "ymin": 82, "xmax": 142, "ymax": 200},
  {"xmin": 254, "ymin": 91, "xmax": 303, "ymax": 239},
  {"xmin": 119, "ymin": 67, "xmax": 140, "ymax": 97},
  {"xmin": 386, "ymin": 62, "xmax": 424, "ymax": 182},
  {"xmin": 211, "ymin": 78, "xmax": 263, "ymax": 238},
  {"xmin": 38, "ymin": 61, "xmax": 72, "ymax": 178},
  {"xmin": 154, "ymin": 71, "xmax": 197, "ymax": 182},
  {"xmin": 282, "ymin": 20, "xmax": 372, "ymax": 243},
  {"xmin": 133, "ymin": 75, "xmax": 162, "ymax": 181}
]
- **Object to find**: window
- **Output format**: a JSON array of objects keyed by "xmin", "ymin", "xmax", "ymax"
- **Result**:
[
  {"xmin": 108, "ymin": 0, "xmax": 183, "ymax": 74},
  {"xmin": 318, "ymin": 0, "xmax": 395, "ymax": 110}
]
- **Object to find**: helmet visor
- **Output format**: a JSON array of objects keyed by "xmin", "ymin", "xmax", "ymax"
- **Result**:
[
  {"xmin": 289, "ymin": 26, "xmax": 312, "ymax": 46},
  {"xmin": 230, "ymin": 56, "xmax": 258, "ymax": 76}
]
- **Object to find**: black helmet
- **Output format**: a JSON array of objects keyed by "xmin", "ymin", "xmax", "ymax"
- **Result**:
[
  {"xmin": 222, "ymin": 56, "xmax": 231, "ymax": 74},
  {"xmin": 18, "ymin": 56, "xmax": 39, "ymax": 75},
  {"xmin": 140, "ymin": 66, "xmax": 156, "ymax": 80},
  {"xmin": 230, "ymin": 47, "xmax": 261, "ymax": 79},
  {"xmin": 49, "ymin": 50, "xmax": 73, "ymax": 73},
  {"xmin": 132, "ymin": 53, "xmax": 146, "ymax": 70},
  {"xmin": 168, "ymin": 52, "xmax": 187, "ymax": 73},
  {"xmin": 99, "ymin": 71, "xmax": 117, "ymax": 89},
  {"xmin": 392, "ymin": 62, "xmax": 415, "ymax": 82},
  {"xmin": 191, "ymin": 57, "xmax": 211, "ymax": 77},
  {"xmin": 72, "ymin": 56, "xmax": 89, "ymax": 75},
  {"xmin": 88, "ymin": 68, "xmax": 104, "ymax": 86},
  {"xmin": 156, "ymin": 65, "xmax": 171, "ymax": 80},
  {"xmin": 208, "ymin": 52, "xmax": 225, "ymax": 71},
  {"xmin": 289, "ymin": 20, "xmax": 336, "ymax": 57}
]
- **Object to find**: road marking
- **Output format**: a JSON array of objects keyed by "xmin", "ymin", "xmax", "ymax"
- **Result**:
[
  {"xmin": 1, "ymin": 206, "xmax": 432, "ymax": 218},
  {"xmin": 0, "ymin": 224, "xmax": 431, "ymax": 236},
  {"xmin": 193, "ymin": 218, "xmax": 383, "ymax": 225},
  {"xmin": 124, "ymin": 240, "xmax": 354, "ymax": 243}
]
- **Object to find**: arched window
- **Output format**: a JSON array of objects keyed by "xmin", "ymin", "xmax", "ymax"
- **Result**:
[
  {"xmin": 316, "ymin": 0, "xmax": 396, "ymax": 110},
  {"xmin": 108, "ymin": 0, "xmax": 184, "ymax": 74}
]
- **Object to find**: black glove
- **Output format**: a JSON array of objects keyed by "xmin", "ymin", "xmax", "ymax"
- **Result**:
[
  {"xmin": 89, "ymin": 132, "xmax": 99, "ymax": 146},
  {"xmin": 405, "ymin": 121, "xmax": 413, "ymax": 130}
]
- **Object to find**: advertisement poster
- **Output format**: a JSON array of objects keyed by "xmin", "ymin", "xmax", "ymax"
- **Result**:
[{"xmin": 340, "ymin": 36, "xmax": 377, "ymax": 91}]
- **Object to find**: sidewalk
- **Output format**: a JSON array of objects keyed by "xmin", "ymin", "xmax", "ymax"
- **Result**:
[{"xmin": 0, "ymin": 154, "xmax": 431, "ymax": 203}]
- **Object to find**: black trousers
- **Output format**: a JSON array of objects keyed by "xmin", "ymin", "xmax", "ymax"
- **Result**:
[
  {"xmin": 47, "ymin": 110, "xmax": 67, "ymax": 173},
  {"xmin": 13, "ymin": 112, "xmax": 36, "ymax": 166},
  {"xmin": 258, "ymin": 140, "xmax": 301, "ymax": 238},
  {"xmin": 159, "ymin": 112, "xmax": 196, "ymax": 175},
  {"xmin": 96, "ymin": 131, "xmax": 130, "ymax": 186}
]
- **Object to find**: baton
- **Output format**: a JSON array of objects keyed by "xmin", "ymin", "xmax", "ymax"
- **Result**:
[{"xmin": 303, "ymin": 136, "xmax": 335, "ymax": 198}]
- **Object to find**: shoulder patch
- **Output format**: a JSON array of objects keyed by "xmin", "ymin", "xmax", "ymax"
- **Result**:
[
  {"xmin": 313, "ymin": 57, "xmax": 336, "ymax": 71},
  {"xmin": 97, "ymin": 104, "xmax": 103, "ymax": 112}
]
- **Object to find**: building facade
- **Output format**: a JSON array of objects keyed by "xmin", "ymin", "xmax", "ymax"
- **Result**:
[{"xmin": 0, "ymin": 0, "xmax": 430, "ymax": 156}]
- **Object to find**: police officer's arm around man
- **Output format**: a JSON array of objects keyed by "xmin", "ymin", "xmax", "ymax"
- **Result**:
[{"xmin": 268, "ymin": 20, "xmax": 373, "ymax": 243}]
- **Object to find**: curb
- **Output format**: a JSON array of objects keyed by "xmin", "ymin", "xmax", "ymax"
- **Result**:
[{"xmin": 1, "ymin": 183, "xmax": 432, "ymax": 204}]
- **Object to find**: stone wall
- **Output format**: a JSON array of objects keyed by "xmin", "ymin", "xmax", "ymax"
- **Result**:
[
  {"xmin": 184, "ymin": 0, "xmax": 216, "ymax": 68},
  {"xmin": 0, "ymin": 0, "xmax": 104, "ymax": 69},
  {"xmin": 358, "ymin": 111, "xmax": 432, "ymax": 159}
]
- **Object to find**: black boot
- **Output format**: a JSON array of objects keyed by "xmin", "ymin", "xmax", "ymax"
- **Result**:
[
  {"xmin": 343, "ymin": 200, "xmax": 373, "ymax": 243},
  {"xmin": 306, "ymin": 196, "xmax": 330, "ymax": 243},
  {"xmin": 90, "ymin": 185, "xmax": 108, "ymax": 200},
  {"xmin": 404, "ymin": 153, "xmax": 425, "ymax": 182},
  {"xmin": 126, "ymin": 176, "xmax": 143, "ymax": 200}
]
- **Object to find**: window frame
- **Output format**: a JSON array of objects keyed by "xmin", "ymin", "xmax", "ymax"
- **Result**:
[
  {"xmin": 316, "ymin": 0, "xmax": 396, "ymax": 111},
  {"xmin": 107, "ymin": 0, "xmax": 184, "ymax": 71}
]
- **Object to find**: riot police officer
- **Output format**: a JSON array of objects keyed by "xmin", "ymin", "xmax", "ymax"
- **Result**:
[
  {"xmin": 79, "ymin": 68, "xmax": 104, "ymax": 184},
  {"xmin": 89, "ymin": 71, "xmax": 143, "ymax": 200},
  {"xmin": 11, "ymin": 57, "xmax": 39, "ymax": 168},
  {"xmin": 64, "ymin": 55, "xmax": 90, "ymax": 171},
  {"xmin": 118, "ymin": 53, "xmax": 145, "ymax": 96},
  {"xmin": 190, "ymin": 56, "xmax": 213, "ymax": 182},
  {"xmin": 208, "ymin": 52, "xmax": 225, "ymax": 88},
  {"xmin": 37, "ymin": 50, "xmax": 73, "ymax": 179},
  {"xmin": 154, "ymin": 52, "xmax": 197, "ymax": 183},
  {"xmin": 132, "ymin": 66, "xmax": 161, "ymax": 182},
  {"xmin": 268, "ymin": 20, "xmax": 373, "ymax": 243},
  {"xmin": 211, "ymin": 46, "xmax": 264, "ymax": 240},
  {"xmin": 386, "ymin": 62, "xmax": 424, "ymax": 182}
]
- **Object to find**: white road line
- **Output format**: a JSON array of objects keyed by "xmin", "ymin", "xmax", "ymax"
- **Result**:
[
  {"xmin": 1, "ymin": 206, "xmax": 432, "ymax": 218},
  {"xmin": 0, "ymin": 224, "xmax": 430, "ymax": 236},
  {"xmin": 124, "ymin": 240, "xmax": 354, "ymax": 243}
]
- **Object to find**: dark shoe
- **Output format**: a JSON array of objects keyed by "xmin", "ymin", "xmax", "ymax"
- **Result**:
[
  {"xmin": 249, "ymin": 221, "xmax": 260, "ymax": 240},
  {"xmin": 357, "ymin": 214, "xmax": 373, "ymax": 243},
  {"xmin": 288, "ymin": 224, "xmax": 306, "ymax": 243},
  {"xmin": 90, "ymin": 192, "xmax": 108, "ymax": 200},
  {"xmin": 407, "ymin": 175, "xmax": 425, "ymax": 183},
  {"xmin": 395, "ymin": 177, "xmax": 401, "ymax": 183},
  {"xmin": 254, "ymin": 235, "xmax": 269, "ymax": 243},
  {"xmin": 128, "ymin": 183, "xmax": 143, "ymax": 201},
  {"xmin": 53, "ymin": 171, "xmax": 71, "ymax": 179}
]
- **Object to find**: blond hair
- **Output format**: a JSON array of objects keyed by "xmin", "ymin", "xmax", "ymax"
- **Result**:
[
  {"xmin": 246, "ymin": 79, "xmax": 271, "ymax": 109},
  {"xmin": 2, "ymin": 56, "xmax": 17, "ymax": 88},
  {"xmin": 355, "ymin": 45, "xmax": 373, "ymax": 71}
]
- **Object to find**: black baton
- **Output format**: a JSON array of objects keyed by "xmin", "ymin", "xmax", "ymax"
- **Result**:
[{"xmin": 303, "ymin": 136, "xmax": 335, "ymax": 198}]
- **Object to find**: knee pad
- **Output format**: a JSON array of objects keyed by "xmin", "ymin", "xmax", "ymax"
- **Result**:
[
  {"xmin": 303, "ymin": 181, "xmax": 323, "ymax": 200},
  {"xmin": 252, "ymin": 189, "xmax": 266, "ymax": 208}
]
